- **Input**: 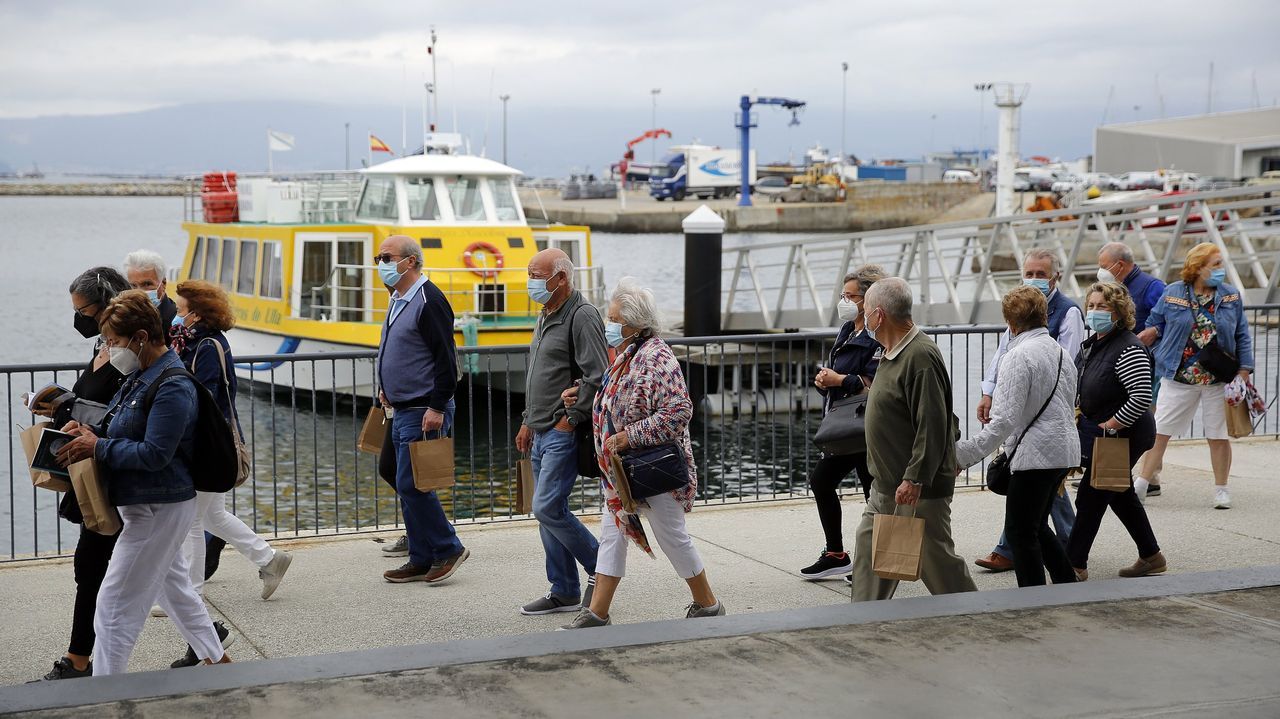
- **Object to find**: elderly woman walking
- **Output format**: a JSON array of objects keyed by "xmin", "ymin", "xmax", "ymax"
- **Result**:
[
  {"xmin": 559, "ymin": 278, "xmax": 724, "ymax": 629},
  {"xmin": 956, "ymin": 285, "xmax": 1080, "ymax": 587},
  {"xmin": 1136, "ymin": 242, "xmax": 1254, "ymax": 508}
]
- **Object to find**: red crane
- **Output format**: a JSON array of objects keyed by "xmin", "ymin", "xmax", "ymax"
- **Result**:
[{"xmin": 618, "ymin": 128, "xmax": 673, "ymax": 179}]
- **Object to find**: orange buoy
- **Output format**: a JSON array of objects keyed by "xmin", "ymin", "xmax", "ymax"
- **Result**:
[{"xmin": 462, "ymin": 241, "xmax": 505, "ymax": 278}]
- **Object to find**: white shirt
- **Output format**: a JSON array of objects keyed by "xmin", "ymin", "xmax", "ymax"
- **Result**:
[{"xmin": 981, "ymin": 289, "xmax": 1085, "ymax": 396}]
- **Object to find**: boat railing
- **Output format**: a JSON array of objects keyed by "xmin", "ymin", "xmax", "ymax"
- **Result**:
[
  {"xmin": 182, "ymin": 172, "xmax": 364, "ymax": 224},
  {"xmin": 304, "ymin": 264, "xmax": 607, "ymax": 323}
]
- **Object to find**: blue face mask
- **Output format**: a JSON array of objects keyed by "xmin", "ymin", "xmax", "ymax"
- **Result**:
[
  {"xmin": 378, "ymin": 259, "xmax": 406, "ymax": 287},
  {"xmin": 1023, "ymin": 278, "xmax": 1051, "ymax": 296},
  {"xmin": 1086, "ymin": 310, "xmax": 1115, "ymax": 334},
  {"xmin": 604, "ymin": 321, "xmax": 627, "ymax": 347},
  {"xmin": 865, "ymin": 308, "xmax": 881, "ymax": 344},
  {"xmin": 1205, "ymin": 268, "xmax": 1227, "ymax": 287},
  {"xmin": 171, "ymin": 313, "xmax": 186, "ymax": 328},
  {"xmin": 145, "ymin": 289, "xmax": 161, "ymax": 307},
  {"xmin": 527, "ymin": 277, "xmax": 555, "ymax": 305}
]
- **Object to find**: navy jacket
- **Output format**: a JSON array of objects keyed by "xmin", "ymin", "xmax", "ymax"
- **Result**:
[
  {"xmin": 819, "ymin": 321, "xmax": 880, "ymax": 413},
  {"xmin": 179, "ymin": 327, "xmax": 239, "ymax": 430},
  {"xmin": 95, "ymin": 350, "xmax": 198, "ymax": 506}
]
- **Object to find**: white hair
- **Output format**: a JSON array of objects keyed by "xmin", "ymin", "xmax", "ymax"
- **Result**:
[
  {"xmin": 1099, "ymin": 242, "xmax": 1134, "ymax": 264},
  {"xmin": 123, "ymin": 249, "xmax": 167, "ymax": 280},
  {"xmin": 389, "ymin": 235, "xmax": 424, "ymax": 268},
  {"xmin": 864, "ymin": 276, "xmax": 913, "ymax": 322},
  {"xmin": 553, "ymin": 256, "xmax": 575, "ymax": 286},
  {"xmin": 1023, "ymin": 248, "xmax": 1061, "ymax": 277},
  {"xmin": 611, "ymin": 276, "xmax": 663, "ymax": 334}
]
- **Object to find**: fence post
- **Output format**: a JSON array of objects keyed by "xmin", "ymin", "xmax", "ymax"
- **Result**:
[{"xmin": 683, "ymin": 205, "xmax": 726, "ymax": 336}]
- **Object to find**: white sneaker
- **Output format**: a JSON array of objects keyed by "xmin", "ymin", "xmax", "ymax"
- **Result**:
[
  {"xmin": 259, "ymin": 550, "xmax": 293, "ymax": 600},
  {"xmin": 150, "ymin": 605, "xmax": 167, "ymax": 618},
  {"xmin": 1134, "ymin": 477, "xmax": 1150, "ymax": 504},
  {"xmin": 1214, "ymin": 487, "xmax": 1232, "ymax": 510}
]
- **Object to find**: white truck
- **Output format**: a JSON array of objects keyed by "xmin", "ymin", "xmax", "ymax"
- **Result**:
[{"xmin": 649, "ymin": 146, "xmax": 757, "ymax": 201}]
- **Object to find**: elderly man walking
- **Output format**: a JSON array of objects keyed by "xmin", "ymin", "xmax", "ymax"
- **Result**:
[
  {"xmin": 972, "ymin": 249, "xmax": 1084, "ymax": 572},
  {"xmin": 123, "ymin": 250, "xmax": 178, "ymax": 327},
  {"xmin": 851, "ymin": 278, "xmax": 976, "ymax": 601},
  {"xmin": 516, "ymin": 248, "xmax": 607, "ymax": 616},
  {"xmin": 376, "ymin": 235, "xmax": 469, "ymax": 584},
  {"xmin": 1098, "ymin": 241, "xmax": 1165, "ymax": 331}
]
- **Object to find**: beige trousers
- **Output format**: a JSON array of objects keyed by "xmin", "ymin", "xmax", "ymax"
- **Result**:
[{"xmin": 851, "ymin": 490, "xmax": 977, "ymax": 602}]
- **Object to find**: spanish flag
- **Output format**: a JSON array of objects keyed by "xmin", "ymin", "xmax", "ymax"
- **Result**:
[{"xmin": 370, "ymin": 134, "xmax": 394, "ymax": 154}]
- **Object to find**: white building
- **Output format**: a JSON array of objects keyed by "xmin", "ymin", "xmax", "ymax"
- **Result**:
[{"xmin": 1094, "ymin": 107, "xmax": 1280, "ymax": 179}]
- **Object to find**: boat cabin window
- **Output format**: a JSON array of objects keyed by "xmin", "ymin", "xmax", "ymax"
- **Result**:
[
  {"xmin": 443, "ymin": 176, "xmax": 485, "ymax": 221},
  {"xmin": 202, "ymin": 238, "xmax": 220, "ymax": 282},
  {"xmin": 191, "ymin": 237, "xmax": 206, "ymax": 279},
  {"xmin": 259, "ymin": 241, "xmax": 283, "ymax": 299},
  {"xmin": 237, "ymin": 240, "xmax": 258, "ymax": 295},
  {"xmin": 356, "ymin": 177, "xmax": 398, "ymax": 221},
  {"xmin": 218, "ymin": 239, "xmax": 237, "ymax": 291},
  {"xmin": 406, "ymin": 177, "xmax": 442, "ymax": 221},
  {"xmin": 489, "ymin": 177, "xmax": 521, "ymax": 222},
  {"xmin": 298, "ymin": 242, "xmax": 332, "ymax": 319}
]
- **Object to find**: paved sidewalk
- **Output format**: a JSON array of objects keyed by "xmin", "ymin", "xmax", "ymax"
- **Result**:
[{"xmin": 2, "ymin": 438, "xmax": 1277, "ymax": 686}]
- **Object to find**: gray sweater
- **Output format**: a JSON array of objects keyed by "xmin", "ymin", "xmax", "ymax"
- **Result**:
[
  {"xmin": 956, "ymin": 328, "xmax": 1080, "ymax": 472},
  {"xmin": 523, "ymin": 290, "xmax": 608, "ymax": 432}
]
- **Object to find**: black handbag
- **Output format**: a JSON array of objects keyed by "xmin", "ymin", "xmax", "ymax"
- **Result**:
[
  {"xmin": 986, "ymin": 350, "xmax": 1063, "ymax": 496},
  {"xmin": 812, "ymin": 393, "xmax": 868, "ymax": 456},
  {"xmin": 1187, "ymin": 288, "xmax": 1240, "ymax": 382},
  {"xmin": 565, "ymin": 304, "xmax": 602, "ymax": 479},
  {"xmin": 618, "ymin": 443, "xmax": 690, "ymax": 498}
]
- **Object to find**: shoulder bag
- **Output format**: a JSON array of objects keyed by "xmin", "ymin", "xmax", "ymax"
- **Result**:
[
  {"xmin": 986, "ymin": 348, "xmax": 1063, "ymax": 496},
  {"xmin": 812, "ymin": 393, "xmax": 869, "ymax": 456},
  {"xmin": 566, "ymin": 303, "xmax": 603, "ymax": 478},
  {"xmin": 606, "ymin": 413, "xmax": 689, "ymax": 499},
  {"xmin": 1186, "ymin": 287, "xmax": 1240, "ymax": 382},
  {"xmin": 194, "ymin": 338, "xmax": 252, "ymax": 488}
]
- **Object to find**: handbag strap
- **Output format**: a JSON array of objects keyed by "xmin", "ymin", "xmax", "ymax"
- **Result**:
[
  {"xmin": 195, "ymin": 337, "xmax": 243, "ymax": 440},
  {"xmin": 1009, "ymin": 347, "xmax": 1063, "ymax": 456}
]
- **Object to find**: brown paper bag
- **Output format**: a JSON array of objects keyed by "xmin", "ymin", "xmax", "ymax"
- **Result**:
[
  {"xmin": 68, "ymin": 459, "xmax": 121, "ymax": 536},
  {"xmin": 19, "ymin": 422, "xmax": 72, "ymax": 493},
  {"xmin": 514, "ymin": 458, "xmax": 535, "ymax": 514},
  {"xmin": 871, "ymin": 511, "xmax": 924, "ymax": 581},
  {"xmin": 357, "ymin": 406, "xmax": 389, "ymax": 454},
  {"xmin": 608, "ymin": 453, "xmax": 638, "ymax": 514},
  {"xmin": 1090, "ymin": 435, "xmax": 1132, "ymax": 492},
  {"xmin": 409, "ymin": 434, "xmax": 455, "ymax": 492},
  {"xmin": 1225, "ymin": 401, "xmax": 1254, "ymax": 439}
]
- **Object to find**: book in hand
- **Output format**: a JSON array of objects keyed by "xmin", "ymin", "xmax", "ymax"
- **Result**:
[
  {"xmin": 21, "ymin": 383, "xmax": 73, "ymax": 413},
  {"xmin": 30, "ymin": 428, "xmax": 76, "ymax": 478}
]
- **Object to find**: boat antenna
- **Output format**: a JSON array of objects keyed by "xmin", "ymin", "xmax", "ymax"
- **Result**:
[
  {"xmin": 430, "ymin": 26, "xmax": 439, "ymax": 132},
  {"xmin": 481, "ymin": 67, "xmax": 495, "ymax": 157}
]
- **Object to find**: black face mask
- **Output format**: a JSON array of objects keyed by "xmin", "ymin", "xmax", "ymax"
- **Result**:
[{"xmin": 74, "ymin": 312, "xmax": 99, "ymax": 339}]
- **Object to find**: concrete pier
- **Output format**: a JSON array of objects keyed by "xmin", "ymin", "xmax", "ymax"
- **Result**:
[{"xmin": 2, "ymin": 438, "xmax": 1278, "ymax": 715}]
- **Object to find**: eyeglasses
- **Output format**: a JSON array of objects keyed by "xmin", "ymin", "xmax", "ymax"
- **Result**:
[
  {"xmin": 73, "ymin": 301, "xmax": 97, "ymax": 316},
  {"xmin": 840, "ymin": 293, "xmax": 864, "ymax": 302},
  {"xmin": 374, "ymin": 254, "xmax": 404, "ymax": 264}
]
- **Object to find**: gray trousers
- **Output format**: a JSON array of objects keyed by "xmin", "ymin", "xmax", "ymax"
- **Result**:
[{"xmin": 851, "ymin": 490, "xmax": 977, "ymax": 602}]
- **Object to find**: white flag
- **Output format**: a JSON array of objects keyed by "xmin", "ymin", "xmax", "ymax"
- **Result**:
[{"xmin": 268, "ymin": 129, "xmax": 295, "ymax": 152}]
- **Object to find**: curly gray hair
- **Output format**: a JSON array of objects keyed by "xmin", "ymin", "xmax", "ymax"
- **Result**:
[
  {"xmin": 843, "ymin": 263, "xmax": 887, "ymax": 292},
  {"xmin": 610, "ymin": 276, "xmax": 663, "ymax": 334}
]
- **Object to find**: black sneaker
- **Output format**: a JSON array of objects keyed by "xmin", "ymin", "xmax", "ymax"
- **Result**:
[
  {"xmin": 32, "ymin": 657, "xmax": 92, "ymax": 681},
  {"xmin": 205, "ymin": 535, "xmax": 228, "ymax": 581},
  {"xmin": 800, "ymin": 550, "xmax": 853, "ymax": 580},
  {"xmin": 1146, "ymin": 484, "xmax": 1162, "ymax": 497},
  {"xmin": 171, "ymin": 620, "xmax": 234, "ymax": 668}
]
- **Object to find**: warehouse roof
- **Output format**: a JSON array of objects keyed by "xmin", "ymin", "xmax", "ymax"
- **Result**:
[{"xmin": 1099, "ymin": 107, "xmax": 1280, "ymax": 145}]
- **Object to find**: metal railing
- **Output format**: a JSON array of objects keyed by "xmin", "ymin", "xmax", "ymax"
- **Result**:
[
  {"xmin": 6, "ymin": 314, "xmax": 1279, "ymax": 562},
  {"xmin": 723, "ymin": 183, "xmax": 1280, "ymax": 330}
]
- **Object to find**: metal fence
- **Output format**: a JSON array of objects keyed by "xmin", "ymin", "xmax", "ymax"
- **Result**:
[{"xmin": 5, "ymin": 313, "xmax": 1279, "ymax": 561}]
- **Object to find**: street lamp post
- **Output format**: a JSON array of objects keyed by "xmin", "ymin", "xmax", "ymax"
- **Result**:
[
  {"xmin": 499, "ymin": 94, "xmax": 511, "ymax": 165},
  {"xmin": 344, "ymin": 122, "xmax": 350, "ymax": 170},
  {"xmin": 650, "ymin": 88, "xmax": 661, "ymax": 166},
  {"xmin": 841, "ymin": 62, "xmax": 849, "ymax": 164},
  {"xmin": 974, "ymin": 82, "xmax": 992, "ymax": 158}
]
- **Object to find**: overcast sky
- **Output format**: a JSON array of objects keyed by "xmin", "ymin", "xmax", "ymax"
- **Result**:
[{"xmin": 2, "ymin": 0, "xmax": 1278, "ymax": 172}]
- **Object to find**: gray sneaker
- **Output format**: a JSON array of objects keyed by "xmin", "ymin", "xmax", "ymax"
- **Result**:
[
  {"xmin": 381, "ymin": 535, "xmax": 409, "ymax": 557},
  {"xmin": 259, "ymin": 551, "xmax": 292, "ymax": 600},
  {"xmin": 558, "ymin": 608, "xmax": 611, "ymax": 630},
  {"xmin": 685, "ymin": 601, "xmax": 726, "ymax": 618},
  {"xmin": 520, "ymin": 592, "xmax": 581, "ymax": 616}
]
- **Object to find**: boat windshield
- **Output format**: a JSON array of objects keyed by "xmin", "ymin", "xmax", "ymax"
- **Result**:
[
  {"xmin": 443, "ymin": 176, "xmax": 485, "ymax": 221},
  {"xmin": 356, "ymin": 178, "xmax": 398, "ymax": 221},
  {"xmin": 405, "ymin": 177, "xmax": 442, "ymax": 221},
  {"xmin": 488, "ymin": 177, "xmax": 520, "ymax": 222}
]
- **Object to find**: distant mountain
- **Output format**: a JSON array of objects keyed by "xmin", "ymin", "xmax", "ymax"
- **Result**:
[{"xmin": 0, "ymin": 100, "xmax": 1104, "ymax": 179}]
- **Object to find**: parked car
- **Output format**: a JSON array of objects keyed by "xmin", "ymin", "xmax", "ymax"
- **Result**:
[
  {"xmin": 1115, "ymin": 171, "xmax": 1164, "ymax": 191},
  {"xmin": 942, "ymin": 168, "xmax": 979, "ymax": 183},
  {"xmin": 754, "ymin": 175, "xmax": 790, "ymax": 199},
  {"xmin": 1051, "ymin": 172, "xmax": 1119, "ymax": 193}
]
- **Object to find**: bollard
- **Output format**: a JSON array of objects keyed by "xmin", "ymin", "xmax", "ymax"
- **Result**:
[{"xmin": 682, "ymin": 205, "xmax": 726, "ymax": 337}]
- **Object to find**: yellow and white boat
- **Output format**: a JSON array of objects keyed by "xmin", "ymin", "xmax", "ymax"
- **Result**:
[{"xmin": 177, "ymin": 140, "xmax": 600, "ymax": 394}]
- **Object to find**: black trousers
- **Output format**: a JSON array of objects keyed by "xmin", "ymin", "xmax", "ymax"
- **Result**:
[
  {"xmin": 1067, "ymin": 415, "xmax": 1160, "ymax": 569},
  {"xmin": 68, "ymin": 523, "xmax": 119, "ymax": 657},
  {"xmin": 808, "ymin": 452, "xmax": 872, "ymax": 554},
  {"xmin": 1005, "ymin": 468, "xmax": 1077, "ymax": 587}
]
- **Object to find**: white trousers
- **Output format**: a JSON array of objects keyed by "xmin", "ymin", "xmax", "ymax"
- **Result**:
[
  {"xmin": 186, "ymin": 491, "xmax": 275, "ymax": 595},
  {"xmin": 595, "ymin": 492, "xmax": 705, "ymax": 580},
  {"xmin": 93, "ymin": 500, "xmax": 223, "ymax": 675}
]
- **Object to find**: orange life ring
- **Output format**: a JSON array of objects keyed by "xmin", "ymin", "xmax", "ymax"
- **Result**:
[{"xmin": 462, "ymin": 241, "xmax": 505, "ymax": 278}]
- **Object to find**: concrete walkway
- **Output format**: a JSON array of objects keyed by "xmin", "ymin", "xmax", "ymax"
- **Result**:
[{"xmin": 2, "ymin": 438, "xmax": 1277, "ymax": 689}]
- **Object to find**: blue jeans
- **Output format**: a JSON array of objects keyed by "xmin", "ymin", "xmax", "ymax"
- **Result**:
[
  {"xmin": 993, "ymin": 486, "xmax": 1075, "ymax": 560},
  {"xmin": 531, "ymin": 428, "xmax": 598, "ymax": 598},
  {"xmin": 392, "ymin": 404, "xmax": 464, "ymax": 568}
]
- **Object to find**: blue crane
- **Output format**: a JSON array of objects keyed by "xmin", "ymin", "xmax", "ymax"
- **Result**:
[{"xmin": 736, "ymin": 94, "xmax": 806, "ymax": 206}]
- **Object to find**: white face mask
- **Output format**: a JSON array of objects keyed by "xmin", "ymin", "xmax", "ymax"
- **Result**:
[
  {"xmin": 837, "ymin": 298, "xmax": 859, "ymax": 323},
  {"xmin": 108, "ymin": 339, "xmax": 141, "ymax": 375},
  {"xmin": 1096, "ymin": 267, "xmax": 1116, "ymax": 283}
]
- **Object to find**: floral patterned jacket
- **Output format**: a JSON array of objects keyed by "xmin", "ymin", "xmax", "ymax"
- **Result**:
[{"xmin": 592, "ymin": 336, "xmax": 697, "ymax": 553}]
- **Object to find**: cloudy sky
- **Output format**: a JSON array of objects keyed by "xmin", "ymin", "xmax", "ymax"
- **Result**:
[{"xmin": 2, "ymin": 0, "xmax": 1278, "ymax": 174}]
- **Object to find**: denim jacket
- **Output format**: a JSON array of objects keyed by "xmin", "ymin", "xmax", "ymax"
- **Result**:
[
  {"xmin": 93, "ymin": 350, "xmax": 198, "ymax": 506},
  {"xmin": 1145, "ymin": 280, "xmax": 1254, "ymax": 380}
]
